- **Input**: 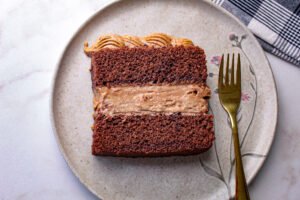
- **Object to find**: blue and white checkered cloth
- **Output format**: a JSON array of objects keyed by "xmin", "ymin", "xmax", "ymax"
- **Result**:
[{"xmin": 212, "ymin": 0, "xmax": 300, "ymax": 66}]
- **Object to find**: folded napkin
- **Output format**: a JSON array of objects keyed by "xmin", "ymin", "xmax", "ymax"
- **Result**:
[{"xmin": 212, "ymin": 0, "xmax": 300, "ymax": 66}]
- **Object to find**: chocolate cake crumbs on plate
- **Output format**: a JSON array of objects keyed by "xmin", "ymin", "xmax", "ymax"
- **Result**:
[{"xmin": 84, "ymin": 33, "xmax": 215, "ymax": 157}]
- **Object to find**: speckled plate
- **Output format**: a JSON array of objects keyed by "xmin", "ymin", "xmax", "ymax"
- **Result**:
[{"xmin": 50, "ymin": 0, "xmax": 278, "ymax": 199}]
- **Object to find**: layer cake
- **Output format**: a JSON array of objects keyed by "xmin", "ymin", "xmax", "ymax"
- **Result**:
[{"xmin": 84, "ymin": 33, "xmax": 214, "ymax": 156}]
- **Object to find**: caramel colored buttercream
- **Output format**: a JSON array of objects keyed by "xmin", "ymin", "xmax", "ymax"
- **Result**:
[
  {"xmin": 84, "ymin": 33, "xmax": 194, "ymax": 55},
  {"xmin": 93, "ymin": 84, "xmax": 210, "ymax": 115}
]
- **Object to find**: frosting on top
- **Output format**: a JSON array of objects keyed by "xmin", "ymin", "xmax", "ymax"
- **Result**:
[{"xmin": 84, "ymin": 33, "xmax": 194, "ymax": 55}]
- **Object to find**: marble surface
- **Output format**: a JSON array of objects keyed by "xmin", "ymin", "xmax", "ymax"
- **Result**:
[{"xmin": 0, "ymin": 1, "xmax": 299, "ymax": 200}]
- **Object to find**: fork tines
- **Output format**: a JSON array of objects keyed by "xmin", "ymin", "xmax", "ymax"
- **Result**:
[{"xmin": 218, "ymin": 53, "xmax": 241, "ymax": 88}]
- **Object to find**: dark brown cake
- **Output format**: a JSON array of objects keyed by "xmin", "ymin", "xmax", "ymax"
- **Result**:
[
  {"xmin": 84, "ymin": 33, "xmax": 215, "ymax": 157},
  {"xmin": 93, "ymin": 113, "xmax": 214, "ymax": 156},
  {"xmin": 91, "ymin": 46, "xmax": 207, "ymax": 87}
]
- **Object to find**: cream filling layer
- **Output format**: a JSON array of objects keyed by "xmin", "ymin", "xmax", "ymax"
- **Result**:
[{"xmin": 94, "ymin": 84, "xmax": 210, "ymax": 116}]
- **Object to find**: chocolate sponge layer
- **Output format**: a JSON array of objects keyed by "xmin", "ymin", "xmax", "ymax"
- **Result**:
[
  {"xmin": 91, "ymin": 46, "xmax": 207, "ymax": 87},
  {"xmin": 92, "ymin": 113, "xmax": 214, "ymax": 156}
]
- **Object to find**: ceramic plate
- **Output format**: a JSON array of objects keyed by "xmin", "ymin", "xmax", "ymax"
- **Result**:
[{"xmin": 51, "ymin": 0, "xmax": 277, "ymax": 199}]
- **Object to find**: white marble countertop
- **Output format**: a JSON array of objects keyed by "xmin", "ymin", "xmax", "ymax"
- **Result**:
[{"xmin": 1, "ymin": 1, "xmax": 300, "ymax": 199}]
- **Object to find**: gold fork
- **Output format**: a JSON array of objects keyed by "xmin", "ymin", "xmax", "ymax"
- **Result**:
[{"xmin": 218, "ymin": 54, "xmax": 250, "ymax": 200}]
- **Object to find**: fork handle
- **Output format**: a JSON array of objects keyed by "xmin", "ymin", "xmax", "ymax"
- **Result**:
[{"xmin": 230, "ymin": 114, "xmax": 251, "ymax": 200}]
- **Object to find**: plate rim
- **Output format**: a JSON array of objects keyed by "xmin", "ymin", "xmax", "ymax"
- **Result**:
[{"xmin": 50, "ymin": 0, "xmax": 278, "ymax": 199}]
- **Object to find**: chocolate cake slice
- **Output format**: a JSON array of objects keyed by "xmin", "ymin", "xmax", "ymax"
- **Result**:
[{"xmin": 84, "ymin": 33, "xmax": 214, "ymax": 156}]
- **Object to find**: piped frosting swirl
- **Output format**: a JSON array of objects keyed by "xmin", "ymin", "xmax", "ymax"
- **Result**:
[{"xmin": 84, "ymin": 33, "xmax": 194, "ymax": 56}]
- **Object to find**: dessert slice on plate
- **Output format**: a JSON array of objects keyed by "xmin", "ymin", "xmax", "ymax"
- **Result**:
[{"xmin": 84, "ymin": 33, "xmax": 214, "ymax": 157}]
